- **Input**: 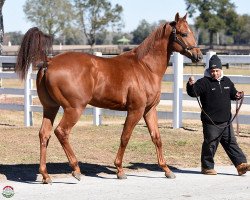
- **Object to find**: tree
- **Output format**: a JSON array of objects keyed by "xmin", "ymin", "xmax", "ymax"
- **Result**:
[
  {"xmin": 55, "ymin": 28, "xmax": 85, "ymax": 45},
  {"xmin": 131, "ymin": 19, "xmax": 166, "ymax": 45},
  {"xmin": 233, "ymin": 14, "xmax": 250, "ymax": 44},
  {"xmin": 216, "ymin": 0, "xmax": 240, "ymax": 43},
  {"xmin": 131, "ymin": 19, "xmax": 154, "ymax": 44},
  {"xmin": 4, "ymin": 31, "xmax": 23, "ymax": 45},
  {"xmin": 23, "ymin": 0, "xmax": 74, "ymax": 37},
  {"xmin": 185, "ymin": 0, "xmax": 237, "ymax": 46},
  {"xmin": 95, "ymin": 31, "xmax": 107, "ymax": 45},
  {"xmin": 74, "ymin": 0, "xmax": 123, "ymax": 46}
]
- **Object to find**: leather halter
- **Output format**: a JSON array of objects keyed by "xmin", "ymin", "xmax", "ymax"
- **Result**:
[{"xmin": 172, "ymin": 26, "xmax": 198, "ymax": 52}]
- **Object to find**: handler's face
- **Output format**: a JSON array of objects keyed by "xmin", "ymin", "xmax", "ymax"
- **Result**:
[{"xmin": 210, "ymin": 68, "xmax": 222, "ymax": 80}]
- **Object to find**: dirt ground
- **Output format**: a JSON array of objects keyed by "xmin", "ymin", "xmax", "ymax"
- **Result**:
[{"xmin": 0, "ymin": 115, "xmax": 249, "ymax": 182}]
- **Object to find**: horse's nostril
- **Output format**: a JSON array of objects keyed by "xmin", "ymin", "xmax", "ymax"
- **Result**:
[{"xmin": 198, "ymin": 54, "xmax": 203, "ymax": 61}]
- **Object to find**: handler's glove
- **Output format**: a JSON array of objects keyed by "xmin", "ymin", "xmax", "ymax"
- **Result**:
[{"xmin": 235, "ymin": 91, "xmax": 244, "ymax": 100}]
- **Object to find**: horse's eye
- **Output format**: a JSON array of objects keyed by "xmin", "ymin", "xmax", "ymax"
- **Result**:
[{"xmin": 181, "ymin": 33, "xmax": 188, "ymax": 37}]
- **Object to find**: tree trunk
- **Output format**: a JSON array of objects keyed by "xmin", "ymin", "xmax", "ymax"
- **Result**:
[{"xmin": 209, "ymin": 30, "xmax": 214, "ymax": 49}]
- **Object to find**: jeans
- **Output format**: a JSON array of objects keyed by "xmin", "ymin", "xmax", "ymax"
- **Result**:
[{"xmin": 201, "ymin": 122, "xmax": 247, "ymax": 169}]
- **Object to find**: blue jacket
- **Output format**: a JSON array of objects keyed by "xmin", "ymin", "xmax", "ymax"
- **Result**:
[{"xmin": 186, "ymin": 70, "xmax": 238, "ymax": 124}]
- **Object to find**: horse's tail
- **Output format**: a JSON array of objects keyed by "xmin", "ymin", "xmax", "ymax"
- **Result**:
[{"xmin": 15, "ymin": 27, "xmax": 53, "ymax": 80}]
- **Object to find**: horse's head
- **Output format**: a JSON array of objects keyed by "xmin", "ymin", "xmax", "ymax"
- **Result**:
[{"xmin": 169, "ymin": 13, "xmax": 203, "ymax": 63}]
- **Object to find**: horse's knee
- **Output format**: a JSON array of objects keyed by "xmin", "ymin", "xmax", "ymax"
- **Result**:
[
  {"xmin": 151, "ymin": 133, "xmax": 162, "ymax": 147},
  {"xmin": 39, "ymin": 130, "xmax": 51, "ymax": 147},
  {"xmin": 54, "ymin": 126, "xmax": 68, "ymax": 142}
]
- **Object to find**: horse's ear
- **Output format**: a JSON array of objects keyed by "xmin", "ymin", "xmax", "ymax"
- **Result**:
[
  {"xmin": 183, "ymin": 13, "xmax": 188, "ymax": 20},
  {"xmin": 175, "ymin": 13, "xmax": 180, "ymax": 22},
  {"xmin": 170, "ymin": 21, "xmax": 177, "ymax": 27}
]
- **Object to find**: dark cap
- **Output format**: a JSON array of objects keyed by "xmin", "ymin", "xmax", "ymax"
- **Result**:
[{"xmin": 209, "ymin": 55, "xmax": 222, "ymax": 69}]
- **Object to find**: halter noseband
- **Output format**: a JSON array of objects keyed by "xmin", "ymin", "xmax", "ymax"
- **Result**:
[{"xmin": 171, "ymin": 26, "xmax": 198, "ymax": 52}]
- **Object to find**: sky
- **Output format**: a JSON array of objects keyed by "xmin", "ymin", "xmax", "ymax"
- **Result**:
[{"xmin": 2, "ymin": 0, "xmax": 250, "ymax": 34}]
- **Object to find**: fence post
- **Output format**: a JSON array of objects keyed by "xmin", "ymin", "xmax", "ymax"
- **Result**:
[
  {"xmin": 0, "ymin": 59, "xmax": 2, "ymax": 87},
  {"xmin": 173, "ymin": 52, "xmax": 183, "ymax": 129},
  {"xmin": 206, "ymin": 51, "xmax": 216, "ymax": 69},
  {"xmin": 93, "ymin": 52, "xmax": 102, "ymax": 126},
  {"xmin": 24, "ymin": 64, "xmax": 33, "ymax": 126}
]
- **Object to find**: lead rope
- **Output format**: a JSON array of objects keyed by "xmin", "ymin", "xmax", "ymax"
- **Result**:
[
  {"xmin": 193, "ymin": 86, "xmax": 244, "ymax": 130},
  {"xmin": 236, "ymin": 100, "xmax": 240, "ymax": 136}
]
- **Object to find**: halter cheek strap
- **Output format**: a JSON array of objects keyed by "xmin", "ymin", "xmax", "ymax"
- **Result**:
[{"xmin": 171, "ymin": 26, "xmax": 198, "ymax": 52}]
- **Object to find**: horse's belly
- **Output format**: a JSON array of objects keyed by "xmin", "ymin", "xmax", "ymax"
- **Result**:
[{"xmin": 89, "ymin": 96, "xmax": 127, "ymax": 111}]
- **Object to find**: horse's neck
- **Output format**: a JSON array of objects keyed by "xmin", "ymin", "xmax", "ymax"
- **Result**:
[
  {"xmin": 142, "ymin": 45, "xmax": 171, "ymax": 76},
  {"xmin": 138, "ymin": 28, "xmax": 172, "ymax": 77}
]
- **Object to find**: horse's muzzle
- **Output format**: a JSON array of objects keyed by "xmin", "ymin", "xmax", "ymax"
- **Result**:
[
  {"xmin": 186, "ymin": 49, "xmax": 203, "ymax": 63},
  {"xmin": 191, "ymin": 53, "xmax": 203, "ymax": 63}
]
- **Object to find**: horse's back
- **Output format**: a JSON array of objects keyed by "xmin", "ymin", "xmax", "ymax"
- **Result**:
[
  {"xmin": 42, "ymin": 52, "xmax": 138, "ymax": 109},
  {"xmin": 42, "ymin": 51, "xmax": 157, "ymax": 111}
]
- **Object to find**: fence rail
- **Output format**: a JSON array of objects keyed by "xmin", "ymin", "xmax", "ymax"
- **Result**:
[{"xmin": 0, "ymin": 52, "xmax": 250, "ymax": 127}]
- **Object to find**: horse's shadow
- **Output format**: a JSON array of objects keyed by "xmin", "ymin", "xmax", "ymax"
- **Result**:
[
  {"xmin": 0, "ymin": 162, "xmax": 201, "ymax": 183},
  {"xmin": 0, "ymin": 162, "xmax": 115, "ymax": 183}
]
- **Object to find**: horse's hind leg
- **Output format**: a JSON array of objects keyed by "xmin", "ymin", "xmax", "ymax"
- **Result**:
[
  {"xmin": 54, "ymin": 106, "xmax": 83, "ymax": 181},
  {"xmin": 144, "ymin": 107, "xmax": 176, "ymax": 179},
  {"xmin": 39, "ymin": 107, "xmax": 59, "ymax": 184}
]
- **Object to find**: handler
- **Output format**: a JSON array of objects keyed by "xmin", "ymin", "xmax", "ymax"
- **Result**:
[{"xmin": 186, "ymin": 54, "xmax": 250, "ymax": 175}]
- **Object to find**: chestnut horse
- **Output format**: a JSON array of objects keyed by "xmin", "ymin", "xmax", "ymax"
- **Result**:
[{"xmin": 15, "ymin": 13, "xmax": 202, "ymax": 183}]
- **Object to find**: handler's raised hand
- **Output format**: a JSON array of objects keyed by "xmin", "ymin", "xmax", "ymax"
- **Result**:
[
  {"xmin": 188, "ymin": 76, "xmax": 195, "ymax": 85},
  {"xmin": 235, "ymin": 91, "xmax": 244, "ymax": 100}
]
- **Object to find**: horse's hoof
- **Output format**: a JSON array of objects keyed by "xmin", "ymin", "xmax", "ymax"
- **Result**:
[
  {"xmin": 117, "ymin": 173, "xmax": 127, "ymax": 179},
  {"xmin": 42, "ymin": 177, "xmax": 52, "ymax": 184},
  {"xmin": 165, "ymin": 171, "xmax": 176, "ymax": 179},
  {"xmin": 72, "ymin": 171, "xmax": 81, "ymax": 181}
]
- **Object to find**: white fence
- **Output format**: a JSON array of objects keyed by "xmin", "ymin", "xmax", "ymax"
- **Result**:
[{"xmin": 0, "ymin": 52, "xmax": 250, "ymax": 128}]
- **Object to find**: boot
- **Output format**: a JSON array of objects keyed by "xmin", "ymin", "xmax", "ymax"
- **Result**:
[
  {"xmin": 236, "ymin": 163, "xmax": 250, "ymax": 176},
  {"xmin": 201, "ymin": 168, "xmax": 217, "ymax": 175}
]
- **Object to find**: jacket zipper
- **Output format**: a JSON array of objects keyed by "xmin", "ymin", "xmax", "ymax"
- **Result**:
[{"xmin": 218, "ymin": 81, "xmax": 222, "ymax": 93}]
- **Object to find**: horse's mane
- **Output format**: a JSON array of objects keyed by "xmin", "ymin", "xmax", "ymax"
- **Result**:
[
  {"xmin": 134, "ymin": 22, "xmax": 169, "ymax": 60},
  {"xmin": 15, "ymin": 27, "xmax": 52, "ymax": 80}
]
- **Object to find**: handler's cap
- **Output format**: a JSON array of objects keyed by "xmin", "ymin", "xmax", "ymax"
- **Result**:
[{"xmin": 209, "ymin": 55, "xmax": 222, "ymax": 69}]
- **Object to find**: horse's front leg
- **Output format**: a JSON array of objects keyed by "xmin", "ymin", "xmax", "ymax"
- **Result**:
[
  {"xmin": 144, "ymin": 107, "xmax": 176, "ymax": 179},
  {"xmin": 114, "ymin": 109, "xmax": 144, "ymax": 179}
]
